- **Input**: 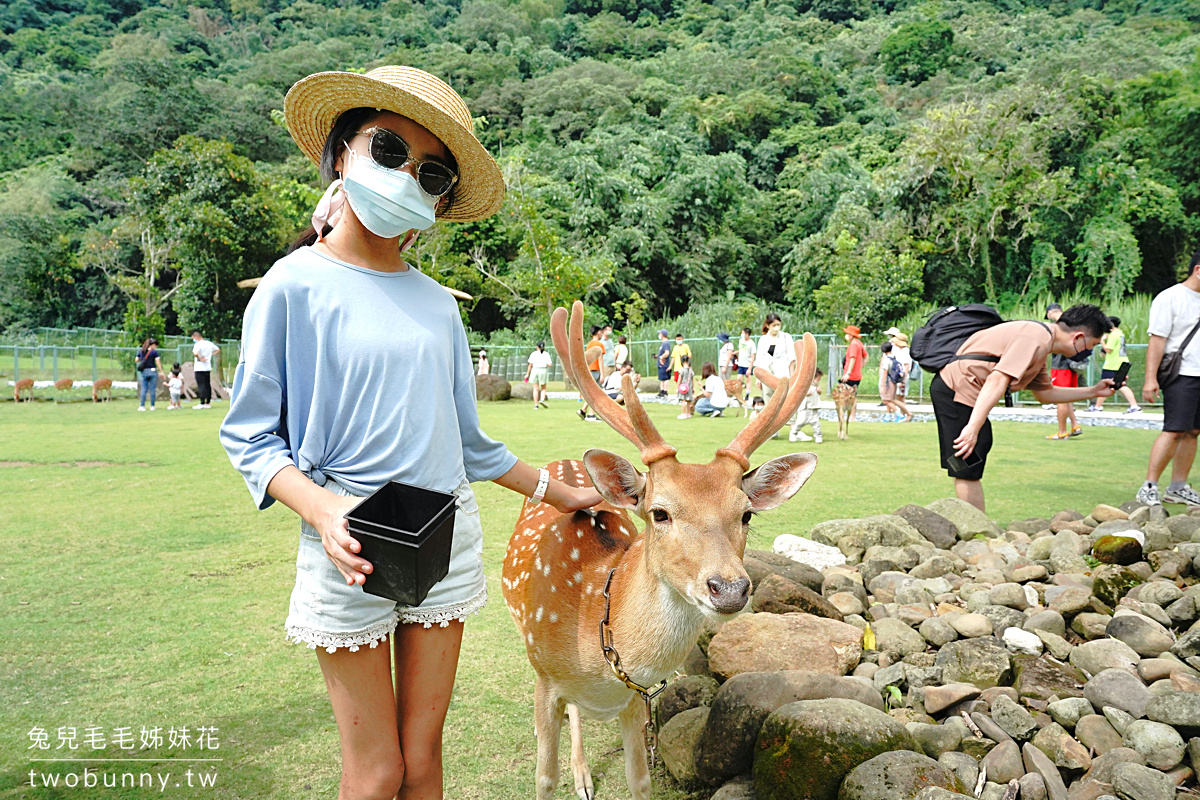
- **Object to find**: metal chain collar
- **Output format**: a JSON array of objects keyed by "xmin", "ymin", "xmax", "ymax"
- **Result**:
[{"xmin": 599, "ymin": 567, "xmax": 668, "ymax": 767}]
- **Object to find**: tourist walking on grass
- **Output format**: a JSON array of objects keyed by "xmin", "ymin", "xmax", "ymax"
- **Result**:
[
  {"xmin": 523, "ymin": 341, "xmax": 551, "ymax": 409},
  {"xmin": 840, "ymin": 324, "xmax": 867, "ymax": 422},
  {"xmin": 476, "ymin": 349, "xmax": 489, "ymax": 375},
  {"xmin": 737, "ymin": 327, "xmax": 756, "ymax": 397},
  {"xmin": 717, "ymin": 332, "xmax": 734, "ymax": 379},
  {"xmin": 880, "ymin": 342, "xmax": 912, "ymax": 422},
  {"xmin": 669, "ymin": 333, "xmax": 691, "ymax": 387},
  {"xmin": 191, "ymin": 330, "xmax": 220, "ymax": 409},
  {"xmin": 612, "ymin": 334, "xmax": 629, "ymax": 371},
  {"xmin": 1090, "ymin": 316, "xmax": 1141, "ymax": 413},
  {"xmin": 656, "ymin": 329, "xmax": 671, "ymax": 397},
  {"xmin": 1044, "ymin": 304, "xmax": 1089, "ymax": 440},
  {"xmin": 676, "ymin": 355, "xmax": 695, "ymax": 419},
  {"xmin": 135, "ymin": 337, "xmax": 164, "ymax": 412},
  {"xmin": 931, "ymin": 304, "xmax": 1113, "ymax": 512},
  {"xmin": 789, "ymin": 368, "xmax": 823, "ymax": 443},
  {"xmin": 219, "ymin": 66, "xmax": 600, "ymax": 800},
  {"xmin": 1138, "ymin": 251, "xmax": 1200, "ymax": 508},
  {"xmin": 890, "ymin": 331, "xmax": 914, "ymax": 417}
]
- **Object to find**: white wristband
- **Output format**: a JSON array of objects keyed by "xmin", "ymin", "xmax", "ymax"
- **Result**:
[{"xmin": 531, "ymin": 468, "xmax": 550, "ymax": 504}]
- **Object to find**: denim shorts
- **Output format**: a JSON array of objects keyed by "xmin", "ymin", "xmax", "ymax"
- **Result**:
[{"xmin": 284, "ymin": 478, "xmax": 487, "ymax": 653}]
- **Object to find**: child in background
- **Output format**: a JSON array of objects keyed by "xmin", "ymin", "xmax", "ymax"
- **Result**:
[
  {"xmin": 747, "ymin": 396, "xmax": 765, "ymax": 422},
  {"xmin": 676, "ymin": 355, "xmax": 695, "ymax": 419},
  {"xmin": 166, "ymin": 363, "xmax": 184, "ymax": 410},
  {"xmin": 790, "ymin": 369, "xmax": 824, "ymax": 443},
  {"xmin": 477, "ymin": 349, "xmax": 490, "ymax": 376}
]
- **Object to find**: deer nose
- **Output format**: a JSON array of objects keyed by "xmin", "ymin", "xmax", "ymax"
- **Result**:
[{"xmin": 707, "ymin": 576, "xmax": 751, "ymax": 613}]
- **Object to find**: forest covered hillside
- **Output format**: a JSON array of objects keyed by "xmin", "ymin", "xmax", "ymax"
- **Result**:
[{"xmin": 2, "ymin": 0, "xmax": 1199, "ymax": 340}]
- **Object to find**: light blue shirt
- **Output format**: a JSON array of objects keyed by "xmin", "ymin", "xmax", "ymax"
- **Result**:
[{"xmin": 219, "ymin": 246, "xmax": 517, "ymax": 510}]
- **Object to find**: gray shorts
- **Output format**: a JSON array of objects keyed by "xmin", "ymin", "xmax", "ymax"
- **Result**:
[{"xmin": 284, "ymin": 478, "xmax": 487, "ymax": 653}]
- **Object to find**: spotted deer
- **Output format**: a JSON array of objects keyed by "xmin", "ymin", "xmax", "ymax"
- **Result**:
[
  {"xmin": 13, "ymin": 378, "xmax": 34, "ymax": 402},
  {"xmin": 502, "ymin": 302, "xmax": 818, "ymax": 800},
  {"xmin": 54, "ymin": 378, "xmax": 74, "ymax": 391},
  {"xmin": 92, "ymin": 378, "xmax": 113, "ymax": 403},
  {"xmin": 831, "ymin": 381, "xmax": 855, "ymax": 441},
  {"xmin": 722, "ymin": 376, "xmax": 747, "ymax": 417}
]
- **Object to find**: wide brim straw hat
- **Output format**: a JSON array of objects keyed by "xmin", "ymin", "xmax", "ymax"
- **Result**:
[
  {"xmin": 891, "ymin": 333, "xmax": 909, "ymax": 346},
  {"xmin": 284, "ymin": 66, "xmax": 505, "ymax": 222}
]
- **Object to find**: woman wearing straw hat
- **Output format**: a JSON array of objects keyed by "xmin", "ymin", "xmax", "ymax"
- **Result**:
[{"xmin": 219, "ymin": 66, "xmax": 600, "ymax": 800}]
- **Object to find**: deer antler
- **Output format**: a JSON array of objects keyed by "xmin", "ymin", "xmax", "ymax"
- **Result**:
[
  {"xmin": 550, "ymin": 302, "xmax": 677, "ymax": 466},
  {"xmin": 717, "ymin": 332, "xmax": 818, "ymax": 470}
]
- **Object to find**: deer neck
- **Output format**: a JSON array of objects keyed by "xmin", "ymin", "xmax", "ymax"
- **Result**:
[{"xmin": 604, "ymin": 537, "xmax": 706, "ymax": 685}]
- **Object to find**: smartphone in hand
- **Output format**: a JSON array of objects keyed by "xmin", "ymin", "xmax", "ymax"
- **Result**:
[
  {"xmin": 1111, "ymin": 362, "xmax": 1132, "ymax": 389},
  {"xmin": 947, "ymin": 451, "xmax": 983, "ymax": 472}
]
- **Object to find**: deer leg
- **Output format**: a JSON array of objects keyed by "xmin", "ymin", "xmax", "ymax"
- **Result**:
[
  {"xmin": 618, "ymin": 694, "xmax": 652, "ymax": 800},
  {"xmin": 534, "ymin": 678, "xmax": 566, "ymax": 799},
  {"xmin": 567, "ymin": 704, "xmax": 594, "ymax": 800}
]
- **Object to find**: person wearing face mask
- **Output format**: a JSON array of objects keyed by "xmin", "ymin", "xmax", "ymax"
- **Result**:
[
  {"xmin": 1044, "ymin": 303, "xmax": 1090, "ymax": 440},
  {"xmin": 932, "ymin": 304, "xmax": 1114, "ymax": 511},
  {"xmin": 524, "ymin": 340, "xmax": 553, "ymax": 409},
  {"xmin": 219, "ymin": 66, "xmax": 601, "ymax": 800}
]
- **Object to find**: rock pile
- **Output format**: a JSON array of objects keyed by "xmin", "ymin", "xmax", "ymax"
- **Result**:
[{"xmin": 656, "ymin": 497, "xmax": 1200, "ymax": 800}]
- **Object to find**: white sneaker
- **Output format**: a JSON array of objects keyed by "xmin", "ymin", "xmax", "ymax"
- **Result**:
[
  {"xmin": 1164, "ymin": 485, "xmax": 1200, "ymax": 506},
  {"xmin": 790, "ymin": 431, "xmax": 813, "ymax": 442},
  {"xmin": 138, "ymin": 406, "xmax": 145, "ymax": 411},
  {"xmin": 1041, "ymin": 404, "xmax": 1055, "ymax": 410},
  {"xmin": 1124, "ymin": 406, "xmax": 1142, "ymax": 414},
  {"xmin": 148, "ymin": 406, "xmax": 155, "ymax": 411},
  {"xmin": 677, "ymin": 413, "xmax": 689, "ymax": 419},
  {"xmin": 1137, "ymin": 483, "xmax": 1162, "ymax": 507},
  {"xmin": 814, "ymin": 436, "xmax": 823, "ymax": 443},
  {"xmin": 194, "ymin": 403, "xmax": 205, "ymax": 409},
  {"xmin": 1086, "ymin": 404, "xmax": 1100, "ymax": 412}
]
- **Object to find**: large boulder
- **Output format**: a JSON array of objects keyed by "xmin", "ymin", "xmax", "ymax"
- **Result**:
[
  {"xmin": 772, "ymin": 535, "xmax": 848, "ymax": 573},
  {"xmin": 707, "ymin": 613, "xmax": 863, "ymax": 681},
  {"xmin": 837, "ymin": 750, "xmax": 967, "ymax": 800},
  {"xmin": 695, "ymin": 670, "xmax": 885, "ymax": 784},
  {"xmin": 509, "ymin": 380, "xmax": 534, "ymax": 400},
  {"xmin": 474, "ymin": 373, "xmax": 511, "ymax": 401},
  {"xmin": 809, "ymin": 516, "xmax": 927, "ymax": 550},
  {"xmin": 658, "ymin": 674, "xmax": 719, "ymax": 727},
  {"xmin": 934, "ymin": 637, "xmax": 1012, "ymax": 689},
  {"xmin": 753, "ymin": 698, "xmax": 920, "ymax": 800},
  {"xmin": 1092, "ymin": 536, "xmax": 1144, "ymax": 566},
  {"xmin": 1092, "ymin": 564, "xmax": 1141, "ymax": 606},
  {"xmin": 926, "ymin": 498, "xmax": 1002, "ymax": 539}
]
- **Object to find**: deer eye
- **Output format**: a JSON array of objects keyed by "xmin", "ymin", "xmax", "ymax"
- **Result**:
[
  {"xmin": 742, "ymin": 511, "xmax": 754, "ymax": 525},
  {"xmin": 651, "ymin": 509, "xmax": 670, "ymax": 524}
]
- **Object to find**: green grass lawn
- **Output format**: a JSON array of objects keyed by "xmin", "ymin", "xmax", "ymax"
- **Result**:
[{"xmin": 0, "ymin": 399, "xmax": 1167, "ymax": 799}]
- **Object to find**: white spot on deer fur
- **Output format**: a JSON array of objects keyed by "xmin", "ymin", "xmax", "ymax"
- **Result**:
[
  {"xmin": 574, "ymin": 571, "xmax": 583, "ymax": 583},
  {"xmin": 549, "ymin": 612, "xmax": 558, "ymax": 623},
  {"xmin": 535, "ymin": 607, "xmax": 543, "ymax": 622},
  {"xmin": 542, "ymin": 563, "xmax": 551, "ymax": 576},
  {"xmin": 570, "ymin": 548, "xmax": 580, "ymax": 560},
  {"xmin": 576, "ymin": 529, "xmax": 583, "ymax": 538},
  {"xmin": 527, "ymin": 633, "xmax": 533, "ymax": 645},
  {"xmin": 534, "ymin": 556, "xmax": 542, "ymax": 570}
]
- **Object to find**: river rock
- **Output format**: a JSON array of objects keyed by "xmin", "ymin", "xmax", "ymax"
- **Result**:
[
  {"xmin": 696, "ymin": 670, "xmax": 884, "ymax": 784},
  {"xmin": 1092, "ymin": 565, "xmax": 1142, "ymax": 606},
  {"xmin": 1030, "ymin": 721, "xmax": 1091, "ymax": 770},
  {"xmin": 1138, "ymin": 581, "xmax": 1184, "ymax": 608},
  {"xmin": 1121, "ymin": 719, "xmax": 1185, "ymax": 770},
  {"xmin": 948, "ymin": 613, "xmax": 993, "ymax": 638},
  {"xmin": 1111, "ymin": 762, "xmax": 1175, "ymax": 800},
  {"xmin": 1023, "ymin": 741, "xmax": 1069, "ymax": 800},
  {"xmin": 894, "ymin": 504, "xmax": 960, "ymax": 549},
  {"xmin": 1093, "ymin": 536, "xmax": 1144, "ymax": 566},
  {"xmin": 1070, "ymin": 639, "xmax": 1140, "ymax": 676},
  {"xmin": 659, "ymin": 674, "xmax": 720, "ymax": 727},
  {"xmin": 935, "ymin": 638, "xmax": 1012, "ymax": 689},
  {"xmin": 1024, "ymin": 610, "xmax": 1067, "ymax": 638},
  {"xmin": 837, "ymin": 750, "xmax": 966, "ymax": 800},
  {"xmin": 1013, "ymin": 654, "xmax": 1087, "ymax": 701},
  {"xmin": 980, "ymin": 739, "xmax": 1024, "ymax": 783},
  {"xmin": 928, "ymin": 498, "xmax": 1002, "ymax": 539},
  {"xmin": 991, "ymin": 694, "xmax": 1038, "ymax": 740},
  {"xmin": 1076, "ymin": 714, "xmax": 1125, "ymax": 755},
  {"xmin": 752, "ymin": 573, "xmax": 845, "ymax": 620},
  {"xmin": 708, "ymin": 613, "xmax": 863, "ymax": 680},
  {"xmin": 474, "ymin": 373, "xmax": 511, "ymax": 400},
  {"xmin": 771, "ymin": 535, "xmax": 848, "ymax": 573},
  {"xmin": 1145, "ymin": 690, "xmax": 1200, "ymax": 727},
  {"xmin": 659, "ymin": 706, "xmax": 708, "ymax": 785},
  {"xmin": 1084, "ymin": 669, "xmax": 1151, "ymax": 718},
  {"xmin": 907, "ymin": 722, "xmax": 962, "ymax": 758},
  {"xmin": 752, "ymin": 698, "xmax": 919, "ymax": 800},
  {"xmin": 873, "ymin": 617, "xmax": 927, "ymax": 657},
  {"xmin": 1048, "ymin": 697, "xmax": 1094, "ymax": 728},
  {"xmin": 922, "ymin": 683, "xmax": 982, "ymax": 715},
  {"xmin": 1106, "ymin": 614, "xmax": 1175, "ymax": 657},
  {"xmin": 920, "ymin": 617, "xmax": 959, "ymax": 647}
]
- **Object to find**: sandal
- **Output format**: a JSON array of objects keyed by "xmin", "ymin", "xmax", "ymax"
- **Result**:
[
  {"xmin": 1046, "ymin": 432, "xmax": 1071, "ymax": 440},
  {"xmin": 1070, "ymin": 425, "xmax": 1083, "ymax": 437}
]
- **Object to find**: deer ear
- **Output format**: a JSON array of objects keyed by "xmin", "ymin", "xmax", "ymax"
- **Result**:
[
  {"xmin": 583, "ymin": 449, "xmax": 645, "ymax": 510},
  {"xmin": 742, "ymin": 452, "xmax": 817, "ymax": 511}
]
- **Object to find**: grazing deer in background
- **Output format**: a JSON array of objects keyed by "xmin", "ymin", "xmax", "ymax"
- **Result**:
[
  {"xmin": 13, "ymin": 378, "xmax": 34, "ymax": 402},
  {"xmin": 722, "ymin": 375, "xmax": 747, "ymax": 417},
  {"xmin": 503, "ymin": 302, "xmax": 818, "ymax": 800},
  {"xmin": 92, "ymin": 378, "xmax": 113, "ymax": 403},
  {"xmin": 831, "ymin": 381, "xmax": 855, "ymax": 441},
  {"xmin": 54, "ymin": 378, "xmax": 73, "ymax": 391}
]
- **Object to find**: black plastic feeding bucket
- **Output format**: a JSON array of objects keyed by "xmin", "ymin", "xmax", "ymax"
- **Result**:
[{"xmin": 345, "ymin": 481, "xmax": 457, "ymax": 606}]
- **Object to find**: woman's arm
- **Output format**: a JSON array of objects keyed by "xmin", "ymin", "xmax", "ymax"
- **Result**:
[
  {"xmin": 267, "ymin": 466, "xmax": 371, "ymax": 586},
  {"xmin": 493, "ymin": 461, "xmax": 601, "ymax": 513}
]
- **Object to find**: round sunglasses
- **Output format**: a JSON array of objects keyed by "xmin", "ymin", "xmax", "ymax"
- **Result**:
[{"xmin": 354, "ymin": 126, "xmax": 459, "ymax": 198}]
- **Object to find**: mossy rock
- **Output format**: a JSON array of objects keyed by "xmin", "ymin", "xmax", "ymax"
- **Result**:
[
  {"xmin": 754, "ymin": 698, "xmax": 920, "ymax": 800},
  {"xmin": 1091, "ymin": 564, "xmax": 1141, "ymax": 606},
  {"xmin": 1092, "ymin": 536, "xmax": 1143, "ymax": 566}
]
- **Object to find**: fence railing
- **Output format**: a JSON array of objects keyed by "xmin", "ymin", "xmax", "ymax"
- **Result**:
[{"xmin": 2, "ymin": 342, "xmax": 241, "ymax": 386}]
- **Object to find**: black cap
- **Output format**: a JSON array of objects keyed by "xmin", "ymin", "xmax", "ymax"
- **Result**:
[{"xmin": 1045, "ymin": 303, "xmax": 1063, "ymax": 319}]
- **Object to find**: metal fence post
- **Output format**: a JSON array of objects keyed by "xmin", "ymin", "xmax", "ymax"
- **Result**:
[
  {"xmin": 13, "ymin": 346, "xmax": 18, "ymax": 381},
  {"xmin": 92, "ymin": 346, "xmax": 98, "ymax": 383},
  {"xmin": 52, "ymin": 345, "xmax": 58, "ymax": 381}
]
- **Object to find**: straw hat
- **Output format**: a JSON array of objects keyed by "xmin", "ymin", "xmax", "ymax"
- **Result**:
[
  {"xmin": 891, "ymin": 332, "xmax": 909, "ymax": 347},
  {"xmin": 284, "ymin": 66, "xmax": 505, "ymax": 222}
]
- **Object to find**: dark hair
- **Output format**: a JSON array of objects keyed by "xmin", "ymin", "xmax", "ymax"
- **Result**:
[
  {"xmin": 190, "ymin": 329, "xmax": 201, "ymax": 337},
  {"xmin": 762, "ymin": 312, "xmax": 782, "ymax": 334},
  {"xmin": 287, "ymin": 107, "xmax": 460, "ymax": 253},
  {"xmin": 618, "ymin": 335, "xmax": 626, "ymax": 344},
  {"xmin": 701, "ymin": 362, "xmax": 716, "ymax": 378},
  {"xmin": 752, "ymin": 395, "xmax": 764, "ymax": 405},
  {"xmin": 171, "ymin": 364, "xmax": 181, "ymax": 375},
  {"xmin": 1108, "ymin": 316, "xmax": 1121, "ymax": 328},
  {"xmin": 1190, "ymin": 250, "xmax": 1200, "ymax": 270},
  {"xmin": 536, "ymin": 340, "xmax": 545, "ymax": 350},
  {"xmin": 681, "ymin": 355, "xmax": 690, "ymax": 363},
  {"xmin": 622, "ymin": 361, "xmax": 633, "ymax": 368},
  {"xmin": 742, "ymin": 327, "xmax": 752, "ymax": 336},
  {"xmin": 675, "ymin": 332, "xmax": 683, "ymax": 338},
  {"xmin": 1057, "ymin": 304, "xmax": 1113, "ymax": 339},
  {"xmin": 814, "ymin": 368, "xmax": 823, "ymax": 378},
  {"xmin": 881, "ymin": 342, "xmax": 893, "ymax": 353},
  {"xmin": 591, "ymin": 325, "xmax": 602, "ymax": 336}
]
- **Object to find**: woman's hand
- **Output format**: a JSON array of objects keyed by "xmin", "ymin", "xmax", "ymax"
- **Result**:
[
  {"xmin": 547, "ymin": 483, "xmax": 602, "ymax": 514},
  {"xmin": 312, "ymin": 492, "xmax": 373, "ymax": 586},
  {"xmin": 953, "ymin": 424, "xmax": 979, "ymax": 458}
]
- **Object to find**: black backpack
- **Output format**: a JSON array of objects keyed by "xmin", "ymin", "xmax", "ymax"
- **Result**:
[{"xmin": 910, "ymin": 304, "xmax": 1006, "ymax": 374}]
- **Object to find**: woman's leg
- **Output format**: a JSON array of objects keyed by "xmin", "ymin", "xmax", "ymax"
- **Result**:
[
  {"xmin": 393, "ymin": 621, "xmax": 466, "ymax": 800},
  {"xmin": 316, "ymin": 642, "xmax": 405, "ymax": 800}
]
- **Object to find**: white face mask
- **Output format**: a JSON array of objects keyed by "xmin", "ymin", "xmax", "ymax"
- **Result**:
[{"xmin": 341, "ymin": 146, "xmax": 437, "ymax": 239}]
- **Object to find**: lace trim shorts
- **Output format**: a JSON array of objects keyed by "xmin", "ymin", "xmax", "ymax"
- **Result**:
[{"xmin": 284, "ymin": 478, "xmax": 488, "ymax": 653}]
